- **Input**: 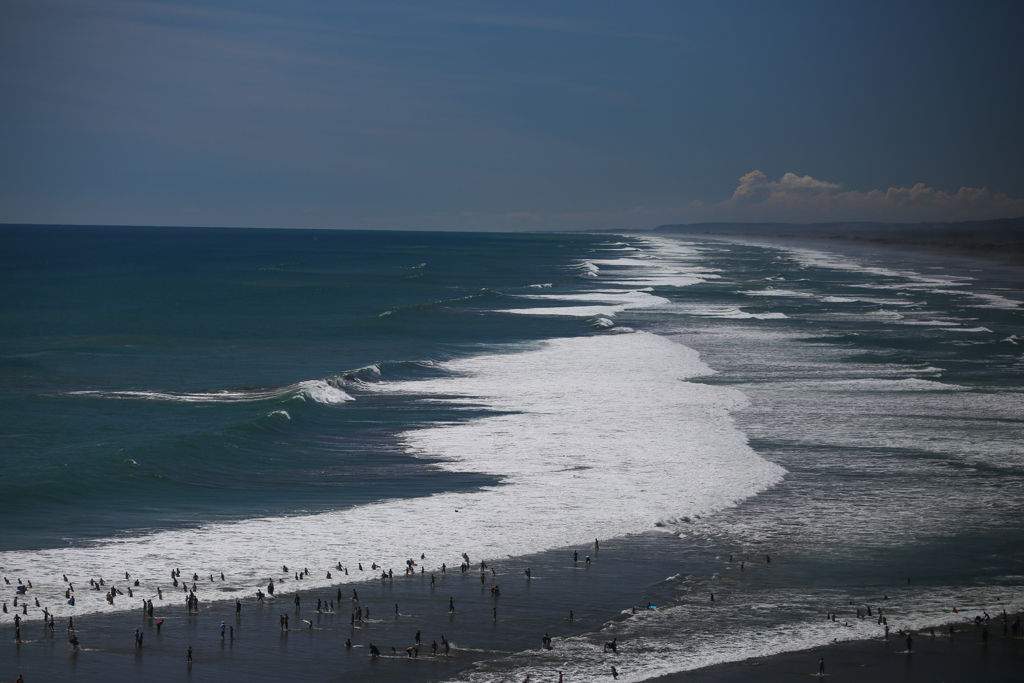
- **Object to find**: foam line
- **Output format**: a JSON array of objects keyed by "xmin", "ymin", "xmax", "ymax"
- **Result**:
[
  {"xmin": 0, "ymin": 333, "xmax": 783, "ymax": 622},
  {"xmin": 68, "ymin": 379, "xmax": 354, "ymax": 404}
]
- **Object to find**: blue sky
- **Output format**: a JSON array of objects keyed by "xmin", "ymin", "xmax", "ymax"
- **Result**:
[{"xmin": 2, "ymin": 0, "xmax": 1022, "ymax": 230}]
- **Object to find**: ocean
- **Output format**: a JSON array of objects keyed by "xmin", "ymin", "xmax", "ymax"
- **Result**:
[{"xmin": 1, "ymin": 225, "xmax": 1022, "ymax": 682}]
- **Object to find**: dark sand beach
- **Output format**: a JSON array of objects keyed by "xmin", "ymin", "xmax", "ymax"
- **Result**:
[{"xmin": 656, "ymin": 626, "xmax": 1024, "ymax": 683}]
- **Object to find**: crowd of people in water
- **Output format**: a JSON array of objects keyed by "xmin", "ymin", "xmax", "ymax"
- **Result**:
[{"xmin": 4, "ymin": 539, "xmax": 1023, "ymax": 682}]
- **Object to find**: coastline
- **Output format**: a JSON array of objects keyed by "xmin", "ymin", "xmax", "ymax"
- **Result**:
[
  {"xmin": 643, "ymin": 231, "xmax": 1024, "ymax": 268},
  {"xmin": 653, "ymin": 621, "xmax": 1024, "ymax": 683},
  {"xmin": 792, "ymin": 235, "xmax": 1024, "ymax": 268}
]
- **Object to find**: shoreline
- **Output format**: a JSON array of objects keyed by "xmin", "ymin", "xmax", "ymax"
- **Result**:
[
  {"xmin": 637, "ymin": 230, "xmax": 1024, "ymax": 268},
  {"xmin": 653, "ymin": 620, "xmax": 1024, "ymax": 683}
]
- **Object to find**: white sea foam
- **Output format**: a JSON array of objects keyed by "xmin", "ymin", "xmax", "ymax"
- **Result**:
[
  {"xmin": 0, "ymin": 333, "xmax": 784, "ymax": 623},
  {"xmin": 67, "ymin": 379, "xmax": 354, "ymax": 404},
  {"xmin": 780, "ymin": 246, "xmax": 972, "ymax": 287},
  {"xmin": 581, "ymin": 237, "xmax": 721, "ymax": 288},
  {"xmin": 751, "ymin": 242, "xmax": 1023, "ymax": 312},
  {"xmin": 674, "ymin": 304, "xmax": 788, "ymax": 320},
  {"xmin": 467, "ymin": 584, "xmax": 1024, "ymax": 683},
  {"xmin": 737, "ymin": 289, "xmax": 816, "ymax": 298},
  {"xmin": 499, "ymin": 290, "xmax": 670, "ymax": 317},
  {"xmin": 819, "ymin": 296, "xmax": 918, "ymax": 305},
  {"xmin": 967, "ymin": 292, "xmax": 1023, "ymax": 309},
  {"xmin": 767, "ymin": 378, "xmax": 969, "ymax": 392}
]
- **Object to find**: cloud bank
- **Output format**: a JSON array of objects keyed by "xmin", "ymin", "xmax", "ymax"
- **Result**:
[
  {"xmin": 682, "ymin": 170, "xmax": 1024, "ymax": 224},
  {"xmin": 388, "ymin": 171, "xmax": 1024, "ymax": 231}
]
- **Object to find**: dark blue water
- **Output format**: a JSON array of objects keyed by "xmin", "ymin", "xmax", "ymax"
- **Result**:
[{"xmin": 0, "ymin": 226, "xmax": 605, "ymax": 549}]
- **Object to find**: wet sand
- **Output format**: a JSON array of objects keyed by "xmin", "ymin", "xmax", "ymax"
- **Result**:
[
  {"xmin": 655, "ymin": 624, "xmax": 1024, "ymax": 683},
  {"xmin": 0, "ymin": 533, "xmax": 698, "ymax": 682}
]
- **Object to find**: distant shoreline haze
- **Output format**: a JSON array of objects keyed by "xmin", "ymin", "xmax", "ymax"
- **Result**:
[{"xmin": 649, "ymin": 216, "xmax": 1024, "ymax": 264}]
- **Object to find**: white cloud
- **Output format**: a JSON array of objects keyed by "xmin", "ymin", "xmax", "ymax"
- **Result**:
[
  {"xmin": 683, "ymin": 171, "xmax": 1024, "ymax": 223},
  {"xmin": 359, "ymin": 171, "xmax": 1024, "ymax": 232}
]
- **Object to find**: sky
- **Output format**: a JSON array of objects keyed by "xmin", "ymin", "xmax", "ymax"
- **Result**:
[{"xmin": 1, "ymin": 0, "xmax": 1023, "ymax": 231}]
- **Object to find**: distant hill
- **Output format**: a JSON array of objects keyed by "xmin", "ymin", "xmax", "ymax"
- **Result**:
[{"xmin": 652, "ymin": 217, "xmax": 1024, "ymax": 263}]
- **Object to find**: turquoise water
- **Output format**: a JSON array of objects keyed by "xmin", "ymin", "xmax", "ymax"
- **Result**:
[
  {"xmin": 0, "ymin": 227, "xmax": 600, "ymax": 548},
  {"xmin": 1, "ymin": 226, "xmax": 1022, "ymax": 682}
]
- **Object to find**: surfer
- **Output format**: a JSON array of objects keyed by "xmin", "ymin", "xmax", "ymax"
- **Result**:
[
  {"xmin": 818, "ymin": 658, "xmax": 825, "ymax": 675},
  {"xmin": 187, "ymin": 646, "xmax": 192, "ymax": 664},
  {"xmin": 611, "ymin": 666, "xmax": 618, "ymax": 679},
  {"xmin": 449, "ymin": 597, "xmax": 455, "ymax": 613}
]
